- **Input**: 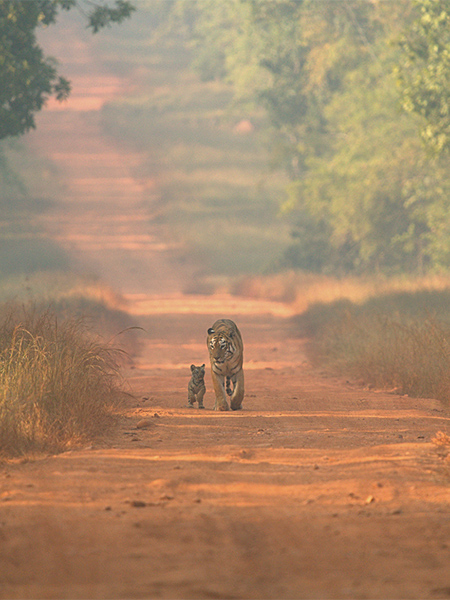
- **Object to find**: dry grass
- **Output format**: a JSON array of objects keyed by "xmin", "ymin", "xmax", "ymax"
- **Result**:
[
  {"xmin": 0, "ymin": 306, "xmax": 126, "ymax": 459},
  {"xmin": 0, "ymin": 271, "xmax": 126, "ymax": 313},
  {"xmin": 294, "ymin": 289, "xmax": 450, "ymax": 404},
  {"xmin": 233, "ymin": 271, "xmax": 450, "ymax": 404},
  {"xmin": 0, "ymin": 271, "xmax": 141, "ymax": 356},
  {"xmin": 232, "ymin": 270, "xmax": 450, "ymax": 312}
]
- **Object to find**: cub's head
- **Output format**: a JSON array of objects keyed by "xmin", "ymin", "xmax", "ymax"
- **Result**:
[
  {"xmin": 207, "ymin": 327, "xmax": 235, "ymax": 364},
  {"xmin": 190, "ymin": 364, "xmax": 205, "ymax": 381}
]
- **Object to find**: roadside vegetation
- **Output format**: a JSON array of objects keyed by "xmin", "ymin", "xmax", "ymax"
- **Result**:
[
  {"xmin": 232, "ymin": 271, "xmax": 450, "ymax": 313},
  {"xmin": 0, "ymin": 271, "xmax": 137, "ymax": 346},
  {"xmin": 0, "ymin": 237, "xmax": 138, "ymax": 460},
  {"xmin": 168, "ymin": 0, "xmax": 450, "ymax": 277},
  {"xmin": 294, "ymin": 280, "xmax": 450, "ymax": 404},
  {"xmin": 0, "ymin": 138, "xmax": 138, "ymax": 459},
  {"xmin": 0, "ymin": 305, "xmax": 127, "ymax": 459},
  {"xmin": 299, "ymin": 293, "xmax": 450, "ymax": 404},
  {"xmin": 234, "ymin": 271, "xmax": 450, "ymax": 405},
  {"xmin": 0, "ymin": 237, "xmax": 138, "ymax": 461}
]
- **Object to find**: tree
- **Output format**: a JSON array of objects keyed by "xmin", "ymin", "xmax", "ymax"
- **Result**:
[
  {"xmin": 397, "ymin": 0, "xmax": 450, "ymax": 155},
  {"xmin": 171, "ymin": 0, "xmax": 450, "ymax": 274},
  {"xmin": 281, "ymin": 2, "xmax": 450, "ymax": 274},
  {"xmin": 0, "ymin": 0, "xmax": 135, "ymax": 140}
]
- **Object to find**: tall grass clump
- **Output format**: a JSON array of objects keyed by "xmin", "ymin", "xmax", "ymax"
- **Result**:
[
  {"xmin": 295, "ymin": 289, "xmax": 450, "ymax": 405},
  {"xmin": 0, "ymin": 306, "xmax": 125, "ymax": 458},
  {"xmin": 0, "ymin": 271, "xmax": 141, "ymax": 357}
]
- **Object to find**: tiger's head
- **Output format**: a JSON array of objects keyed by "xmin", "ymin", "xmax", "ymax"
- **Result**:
[
  {"xmin": 190, "ymin": 363, "xmax": 205, "ymax": 384},
  {"xmin": 207, "ymin": 327, "xmax": 236, "ymax": 364}
]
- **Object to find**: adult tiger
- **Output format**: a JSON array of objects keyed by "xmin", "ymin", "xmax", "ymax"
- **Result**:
[{"xmin": 206, "ymin": 318, "xmax": 244, "ymax": 411}]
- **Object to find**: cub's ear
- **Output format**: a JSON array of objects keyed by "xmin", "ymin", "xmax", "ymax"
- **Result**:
[
  {"xmin": 201, "ymin": 363, "xmax": 205, "ymax": 368},
  {"xmin": 190, "ymin": 364, "xmax": 195, "ymax": 371},
  {"xmin": 207, "ymin": 328, "xmax": 215, "ymax": 335}
]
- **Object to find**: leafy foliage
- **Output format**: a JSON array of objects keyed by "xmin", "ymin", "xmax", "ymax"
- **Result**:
[
  {"xmin": 170, "ymin": 0, "xmax": 450, "ymax": 275},
  {"xmin": 0, "ymin": 0, "xmax": 134, "ymax": 139},
  {"xmin": 397, "ymin": 0, "xmax": 450, "ymax": 155},
  {"xmin": 87, "ymin": 0, "xmax": 136, "ymax": 33}
]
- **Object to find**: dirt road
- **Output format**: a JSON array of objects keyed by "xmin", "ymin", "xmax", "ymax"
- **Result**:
[
  {"xmin": 1, "ymin": 14, "xmax": 449, "ymax": 600},
  {"xmin": 1, "ymin": 297, "xmax": 449, "ymax": 599}
]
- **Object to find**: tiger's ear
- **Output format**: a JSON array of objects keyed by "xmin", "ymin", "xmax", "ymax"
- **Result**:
[
  {"xmin": 190, "ymin": 364, "xmax": 195, "ymax": 371},
  {"xmin": 201, "ymin": 363, "xmax": 205, "ymax": 368},
  {"xmin": 207, "ymin": 328, "xmax": 215, "ymax": 335}
]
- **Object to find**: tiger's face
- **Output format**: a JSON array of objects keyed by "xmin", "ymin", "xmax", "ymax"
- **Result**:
[
  {"xmin": 206, "ymin": 319, "xmax": 244, "ymax": 411},
  {"xmin": 190, "ymin": 363, "xmax": 205, "ymax": 385},
  {"xmin": 207, "ymin": 330, "xmax": 235, "ymax": 364}
]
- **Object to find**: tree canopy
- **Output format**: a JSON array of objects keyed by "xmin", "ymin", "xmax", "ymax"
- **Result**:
[
  {"xmin": 397, "ymin": 0, "xmax": 450, "ymax": 156},
  {"xmin": 171, "ymin": 0, "xmax": 450, "ymax": 275},
  {"xmin": 0, "ymin": 0, "xmax": 135, "ymax": 140}
]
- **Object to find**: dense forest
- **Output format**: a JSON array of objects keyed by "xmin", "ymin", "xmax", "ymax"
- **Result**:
[
  {"xmin": 168, "ymin": 0, "xmax": 450, "ymax": 275},
  {"xmin": 1, "ymin": 0, "xmax": 449, "ymax": 277}
]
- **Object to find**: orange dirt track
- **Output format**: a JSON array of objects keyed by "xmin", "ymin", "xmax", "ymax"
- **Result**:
[{"xmin": 1, "ymin": 16, "xmax": 450, "ymax": 600}]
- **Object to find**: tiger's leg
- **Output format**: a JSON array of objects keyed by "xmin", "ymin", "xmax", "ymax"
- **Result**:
[
  {"xmin": 197, "ymin": 387, "xmax": 205, "ymax": 409},
  {"xmin": 187, "ymin": 389, "xmax": 196, "ymax": 408},
  {"xmin": 230, "ymin": 369, "xmax": 244, "ymax": 411},
  {"xmin": 211, "ymin": 371, "xmax": 230, "ymax": 411}
]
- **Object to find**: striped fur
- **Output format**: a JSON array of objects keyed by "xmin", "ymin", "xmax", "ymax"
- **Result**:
[
  {"xmin": 206, "ymin": 319, "xmax": 244, "ymax": 411},
  {"xmin": 187, "ymin": 364, "xmax": 206, "ymax": 409}
]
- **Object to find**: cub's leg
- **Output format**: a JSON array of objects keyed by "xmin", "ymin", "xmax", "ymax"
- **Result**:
[
  {"xmin": 230, "ymin": 369, "xmax": 244, "ymax": 411},
  {"xmin": 196, "ymin": 387, "xmax": 205, "ymax": 409},
  {"xmin": 211, "ymin": 370, "xmax": 229, "ymax": 411},
  {"xmin": 187, "ymin": 389, "xmax": 196, "ymax": 408}
]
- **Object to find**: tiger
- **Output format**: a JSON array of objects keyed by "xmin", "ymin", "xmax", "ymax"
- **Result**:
[
  {"xmin": 206, "ymin": 319, "xmax": 244, "ymax": 411},
  {"xmin": 187, "ymin": 364, "xmax": 206, "ymax": 409}
]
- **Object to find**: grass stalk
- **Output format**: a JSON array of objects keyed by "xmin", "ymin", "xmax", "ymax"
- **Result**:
[
  {"xmin": 294, "ymin": 290, "xmax": 450, "ymax": 404},
  {"xmin": 0, "ymin": 306, "xmax": 125, "ymax": 458}
]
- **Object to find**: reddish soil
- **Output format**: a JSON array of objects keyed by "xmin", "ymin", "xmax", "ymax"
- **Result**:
[
  {"xmin": 1, "ymin": 15, "xmax": 449, "ymax": 600},
  {"xmin": 1, "ymin": 301, "xmax": 450, "ymax": 599}
]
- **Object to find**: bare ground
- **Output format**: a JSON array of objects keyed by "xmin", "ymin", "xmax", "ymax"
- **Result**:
[
  {"xmin": 1, "ymin": 301, "xmax": 450, "ymax": 599},
  {"xmin": 1, "ymin": 16, "xmax": 450, "ymax": 600}
]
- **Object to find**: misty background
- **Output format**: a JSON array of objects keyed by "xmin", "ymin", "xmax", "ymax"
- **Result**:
[{"xmin": 1, "ymin": 0, "xmax": 449, "ymax": 309}]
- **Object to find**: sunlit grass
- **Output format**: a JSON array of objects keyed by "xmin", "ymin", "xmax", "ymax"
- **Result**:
[
  {"xmin": 0, "ymin": 271, "xmax": 141, "ymax": 359},
  {"xmin": 232, "ymin": 270, "xmax": 450, "ymax": 311},
  {"xmin": 233, "ymin": 271, "xmax": 450, "ymax": 404},
  {"xmin": 293, "ymin": 287, "xmax": 450, "ymax": 404},
  {"xmin": 0, "ymin": 306, "xmax": 126, "ymax": 458},
  {"xmin": 0, "ymin": 270, "xmax": 125, "ymax": 310}
]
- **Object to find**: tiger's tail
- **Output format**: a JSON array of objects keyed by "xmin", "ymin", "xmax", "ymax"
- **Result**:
[{"xmin": 226, "ymin": 376, "xmax": 233, "ymax": 396}]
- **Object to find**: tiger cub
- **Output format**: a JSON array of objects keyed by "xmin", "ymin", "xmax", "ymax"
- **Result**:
[
  {"xmin": 207, "ymin": 319, "xmax": 244, "ymax": 411},
  {"xmin": 187, "ymin": 363, "xmax": 206, "ymax": 409}
]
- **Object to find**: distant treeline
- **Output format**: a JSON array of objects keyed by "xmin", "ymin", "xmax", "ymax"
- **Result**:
[{"xmin": 165, "ymin": 0, "xmax": 450, "ymax": 276}]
